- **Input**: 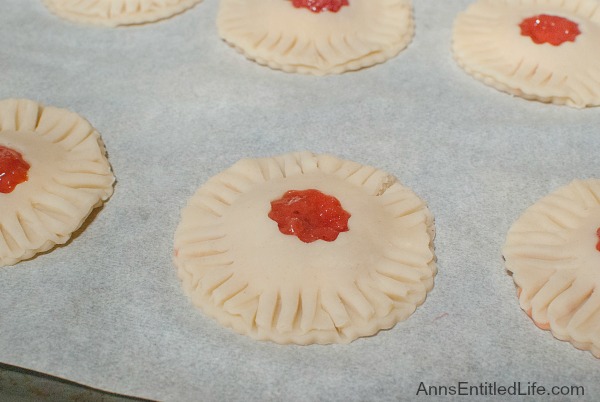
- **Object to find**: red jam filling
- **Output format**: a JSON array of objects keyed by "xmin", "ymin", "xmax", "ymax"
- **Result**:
[
  {"xmin": 0, "ymin": 146, "xmax": 30, "ymax": 194},
  {"xmin": 291, "ymin": 0, "xmax": 349, "ymax": 13},
  {"xmin": 268, "ymin": 189, "xmax": 351, "ymax": 243},
  {"xmin": 596, "ymin": 227, "xmax": 600, "ymax": 252},
  {"xmin": 519, "ymin": 14, "xmax": 581, "ymax": 46}
]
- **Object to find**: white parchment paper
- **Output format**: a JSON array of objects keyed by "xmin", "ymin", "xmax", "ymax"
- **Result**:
[{"xmin": 1, "ymin": 1, "xmax": 599, "ymax": 401}]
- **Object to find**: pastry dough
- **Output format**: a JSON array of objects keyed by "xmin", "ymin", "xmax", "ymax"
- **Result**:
[
  {"xmin": 42, "ymin": 0, "xmax": 202, "ymax": 27},
  {"xmin": 504, "ymin": 179, "xmax": 600, "ymax": 357},
  {"xmin": 174, "ymin": 152, "xmax": 436, "ymax": 344},
  {"xmin": 0, "ymin": 99, "xmax": 114, "ymax": 266},
  {"xmin": 452, "ymin": 0, "xmax": 600, "ymax": 108},
  {"xmin": 217, "ymin": 0, "xmax": 414, "ymax": 75}
]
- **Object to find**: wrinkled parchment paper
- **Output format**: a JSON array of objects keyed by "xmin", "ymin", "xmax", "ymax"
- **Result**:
[{"xmin": 1, "ymin": 1, "xmax": 599, "ymax": 400}]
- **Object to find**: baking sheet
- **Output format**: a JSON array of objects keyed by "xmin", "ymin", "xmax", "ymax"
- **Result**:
[{"xmin": 1, "ymin": 0, "xmax": 599, "ymax": 401}]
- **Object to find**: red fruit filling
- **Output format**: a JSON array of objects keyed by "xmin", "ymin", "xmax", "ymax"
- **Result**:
[
  {"xmin": 519, "ymin": 14, "xmax": 580, "ymax": 46},
  {"xmin": 0, "ymin": 145, "xmax": 30, "ymax": 194},
  {"xmin": 291, "ymin": 0, "xmax": 349, "ymax": 13},
  {"xmin": 268, "ymin": 189, "xmax": 350, "ymax": 243}
]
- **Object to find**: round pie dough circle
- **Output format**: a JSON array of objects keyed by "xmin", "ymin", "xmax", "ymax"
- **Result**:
[
  {"xmin": 217, "ymin": 0, "xmax": 415, "ymax": 75},
  {"xmin": 452, "ymin": 0, "xmax": 600, "ymax": 108},
  {"xmin": 504, "ymin": 179, "xmax": 600, "ymax": 357},
  {"xmin": 0, "ymin": 99, "xmax": 114, "ymax": 266},
  {"xmin": 174, "ymin": 152, "xmax": 436, "ymax": 344},
  {"xmin": 42, "ymin": 0, "xmax": 203, "ymax": 27}
]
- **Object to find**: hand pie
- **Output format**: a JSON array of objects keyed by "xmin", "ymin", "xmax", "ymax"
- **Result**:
[
  {"xmin": 453, "ymin": 0, "xmax": 600, "ymax": 107},
  {"xmin": 217, "ymin": 0, "xmax": 414, "ymax": 75},
  {"xmin": 42, "ymin": 0, "xmax": 202, "ymax": 26},
  {"xmin": 174, "ymin": 152, "xmax": 436, "ymax": 344},
  {"xmin": 0, "ymin": 99, "xmax": 114, "ymax": 266},
  {"xmin": 504, "ymin": 179, "xmax": 600, "ymax": 357}
]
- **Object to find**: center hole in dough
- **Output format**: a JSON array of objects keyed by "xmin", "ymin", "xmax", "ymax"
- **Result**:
[
  {"xmin": 268, "ymin": 189, "xmax": 351, "ymax": 243},
  {"xmin": 291, "ymin": 0, "xmax": 349, "ymax": 13},
  {"xmin": 519, "ymin": 14, "xmax": 581, "ymax": 46},
  {"xmin": 0, "ymin": 145, "xmax": 30, "ymax": 194}
]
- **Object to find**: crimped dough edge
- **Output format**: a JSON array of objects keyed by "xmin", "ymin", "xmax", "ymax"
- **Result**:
[
  {"xmin": 217, "ymin": 0, "xmax": 414, "ymax": 75},
  {"xmin": 174, "ymin": 151, "xmax": 436, "ymax": 344},
  {"xmin": 0, "ymin": 98, "xmax": 115, "ymax": 266},
  {"xmin": 42, "ymin": 0, "xmax": 203, "ymax": 27},
  {"xmin": 504, "ymin": 179, "xmax": 600, "ymax": 357},
  {"xmin": 452, "ymin": 0, "xmax": 600, "ymax": 108}
]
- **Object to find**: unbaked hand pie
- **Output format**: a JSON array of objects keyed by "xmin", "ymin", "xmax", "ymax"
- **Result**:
[
  {"xmin": 0, "ymin": 99, "xmax": 114, "ymax": 266},
  {"xmin": 453, "ymin": 0, "xmax": 600, "ymax": 108},
  {"xmin": 174, "ymin": 152, "xmax": 436, "ymax": 344},
  {"xmin": 504, "ymin": 179, "xmax": 600, "ymax": 357},
  {"xmin": 42, "ymin": 0, "xmax": 202, "ymax": 26},
  {"xmin": 217, "ymin": 0, "xmax": 415, "ymax": 75}
]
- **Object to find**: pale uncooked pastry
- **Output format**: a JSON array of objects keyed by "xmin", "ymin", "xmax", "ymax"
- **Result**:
[
  {"xmin": 42, "ymin": 0, "xmax": 203, "ymax": 27},
  {"xmin": 174, "ymin": 152, "xmax": 436, "ymax": 344},
  {"xmin": 452, "ymin": 0, "xmax": 600, "ymax": 108},
  {"xmin": 217, "ymin": 0, "xmax": 414, "ymax": 75},
  {"xmin": 504, "ymin": 179, "xmax": 600, "ymax": 357},
  {"xmin": 0, "ymin": 99, "xmax": 114, "ymax": 266}
]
